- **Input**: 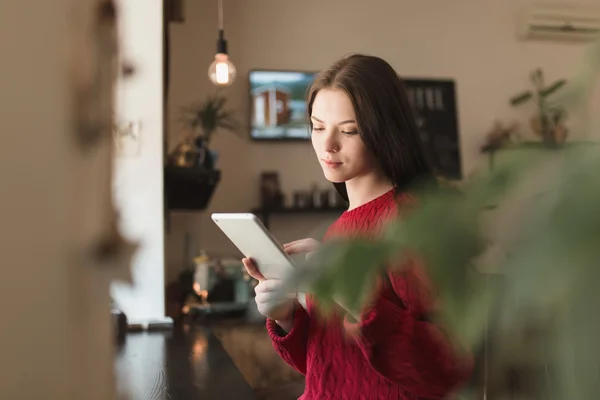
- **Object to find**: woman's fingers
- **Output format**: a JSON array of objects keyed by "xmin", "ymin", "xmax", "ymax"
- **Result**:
[
  {"xmin": 255, "ymin": 280, "xmax": 296, "ymax": 303},
  {"xmin": 255, "ymin": 279, "xmax": 296, "ymax": 295},
  {"xmin": 255, "ymin": 291, "xmax": 280, "ymax": 306},
  {"xmin": 254, "ymin": 281, "xmax": 296, "ymax": 319},
  {"xmin": 242, "ymin": 257, "xmax": 265, "ymax": 281},
  {"xmin": 255, "ymin": 279, "xmax": 281, "ymax": 294},
  {"xmin": 283, "ymin": 238, "xmax": 320, "ymax": 255}
]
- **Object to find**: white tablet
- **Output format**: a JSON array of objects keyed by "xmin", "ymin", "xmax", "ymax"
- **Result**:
[{"xmin": 211, "ymin": 213, "xmax": 295, "ymax": 280}]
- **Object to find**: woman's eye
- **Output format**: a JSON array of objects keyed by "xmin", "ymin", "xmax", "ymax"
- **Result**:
[
  {"xmin": 312, "ymin": 127, "xmax": 325, "ymax": 132},
  {"xmin": 342, "ymin": 130, "xmax": 358, "ymax": 135}
]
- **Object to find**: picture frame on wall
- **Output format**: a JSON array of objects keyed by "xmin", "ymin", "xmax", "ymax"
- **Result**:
[{"xmin": 404, "ymin": 78, "xmax": 462, "ymax": 180}]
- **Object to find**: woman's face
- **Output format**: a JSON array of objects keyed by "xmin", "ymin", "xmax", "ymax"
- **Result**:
[{"xmin": 310, "ymin": 89, "xmax": 378, "ymax": 184}]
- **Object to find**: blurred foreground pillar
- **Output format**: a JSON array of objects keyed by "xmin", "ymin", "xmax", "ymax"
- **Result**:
[{"xmin": 0, "ymin": 1, "xmax": 133, "ymax": 399}]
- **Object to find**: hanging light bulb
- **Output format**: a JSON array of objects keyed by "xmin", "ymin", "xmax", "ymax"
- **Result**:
[
  {"xmin": 208, "ymin": 31, "xmax": 236, "ymax": 86},
  {"xmin": 208, "ymin": 0, "xmax": 236, "ymax": 86}
]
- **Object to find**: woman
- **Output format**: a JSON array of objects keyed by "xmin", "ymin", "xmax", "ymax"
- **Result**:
[{"xmin": 243, "ymin": 54, "xmax": 473, "ymax": 399}]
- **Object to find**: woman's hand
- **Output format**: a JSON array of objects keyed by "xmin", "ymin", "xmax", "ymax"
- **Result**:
[
  {"xmin": 242, "ymin": 257, "xmax": 296, "ymax": 331},
  {"xmin": 284, "ymin": 238, "xmax": 360, "ymax": 321},
  {"xmin": 283, "ymin": 238, "xmax": 321, "ymax": 259}
]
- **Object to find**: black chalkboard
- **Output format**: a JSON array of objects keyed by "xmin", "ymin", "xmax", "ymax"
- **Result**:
[{"xmin": 404, "ymin": 78, "xmax": 462, "ymax": 180}]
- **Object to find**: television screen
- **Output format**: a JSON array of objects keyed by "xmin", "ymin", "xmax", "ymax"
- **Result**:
[{"xmin": 249, "ymin": 70, "xmax": 316, "ymax": 140}]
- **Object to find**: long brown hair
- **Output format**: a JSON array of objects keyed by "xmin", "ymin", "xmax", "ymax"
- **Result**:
[{"xmin": 307, "ymin": 54, "xmax": 434, "ymax": 201}]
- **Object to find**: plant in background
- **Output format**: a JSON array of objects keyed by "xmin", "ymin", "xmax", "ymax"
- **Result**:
[
  {"xmin": 169, "ymin": 93, "xmax": 241, "ymax": 169},
  {"xmin": 179, "ymin": 92, "xmax": 240, "ymax": 145},
  {"xmin": 510, "ymin": 68, "xmax": 568, "ymax": 145},
  {"xmin": 275, "ymin": 40, "xmax": 600, "ymax": 399}
]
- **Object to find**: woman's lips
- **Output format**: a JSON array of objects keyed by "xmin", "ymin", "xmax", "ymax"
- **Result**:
[{"xmin": 322, "ymin": 159, "xmax": 343, "ymax": 168}]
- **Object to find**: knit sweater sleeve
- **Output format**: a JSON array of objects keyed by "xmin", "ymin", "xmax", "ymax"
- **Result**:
[
  {"xmin": 343, "ymin": 260, "xmax": 473, "ymax": 399},
  {"xmin": 266, "ymin": 302, "xmax": 310, "ymax": 375}
]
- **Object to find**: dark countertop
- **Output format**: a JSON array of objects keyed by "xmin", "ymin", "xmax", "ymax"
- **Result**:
[{"xmin": 114, "ymin": 323, "xmax": 258, "ymax": 400}]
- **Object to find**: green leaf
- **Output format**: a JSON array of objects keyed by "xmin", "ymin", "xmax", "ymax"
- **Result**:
[
  {"xmin": 510, "ymin": 90, "xmax": 534, "ymax": 106},
  {"xmin": 333, "ymin": 241, "xmax": 391, "ymax": 314},
  {"xmin": 555, "ymin": 259, "xmax": 600, "ymax": 400},
  {"xmin": 540, "ymin": 79, "xmax": 567, "ymax": 97}
]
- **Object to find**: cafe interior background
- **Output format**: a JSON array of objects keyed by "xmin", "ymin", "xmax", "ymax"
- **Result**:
[{"xmin": 2, "ymin": 0, "xmax": 600, "ymax": 399}]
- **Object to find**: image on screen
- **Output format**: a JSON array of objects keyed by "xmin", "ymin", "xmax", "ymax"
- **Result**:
[{"xmin": 249, "ymin": 70, "xmax": 316, "ymax": 140}]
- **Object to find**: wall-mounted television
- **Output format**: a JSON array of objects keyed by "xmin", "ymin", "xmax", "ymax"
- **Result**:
[{"xmin": 249, "ymin": 69, "xmax": 316, "ymax": 140}]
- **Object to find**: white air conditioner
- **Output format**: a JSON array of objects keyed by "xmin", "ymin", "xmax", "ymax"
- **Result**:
[{"xmin": 518, "ymin": 3, "xmax": 600, "ymax": 42}]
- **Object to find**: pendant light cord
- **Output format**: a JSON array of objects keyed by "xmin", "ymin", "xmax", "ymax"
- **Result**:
[{"xmin": 218, "ymin": 0, "xmax": 224, "ymax": 31}]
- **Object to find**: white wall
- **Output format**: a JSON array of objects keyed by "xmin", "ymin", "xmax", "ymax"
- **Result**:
[
  {"xmin": 111, "ymin": 0, "xmax": 167, "ymax": 324},
  {"xmin": 165, "ymin": 0, "xmax": 600, "ymax": 280}
]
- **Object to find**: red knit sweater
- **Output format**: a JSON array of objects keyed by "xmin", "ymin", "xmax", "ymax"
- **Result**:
[{"xmin": 266, "ymin": 189, "xmax": 473, "ymax": 399}]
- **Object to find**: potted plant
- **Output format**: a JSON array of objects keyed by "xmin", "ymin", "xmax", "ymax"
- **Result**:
[
  {"xmin": 510, "ymin": 68, "xmax": 568, "ymax": 145},
  {"xmin": 176, "ymin": 93, "xmax": 241, "ymax": 169}
]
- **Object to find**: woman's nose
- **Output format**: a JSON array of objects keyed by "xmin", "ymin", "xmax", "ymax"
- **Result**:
[{"xmin": 323, "ymin": 130, "xmax": 340, "ymax": 153}]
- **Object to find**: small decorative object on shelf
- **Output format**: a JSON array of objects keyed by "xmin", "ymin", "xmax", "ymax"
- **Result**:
[
  {"xmin": 168, "ymin": 131, "xmax": 199, "ymax": 168},
  {"xmin": 510, "ymin": 68, "xmax": 568, "ymax": 145},
  {"xmin": 293, "ymin": 190, "xmax": 310, "ymax": 209},
  {"xmin": 260, "ymin": 171, "xmax": 284, "ymax": 209},
  {"xmin": 292, "ymin": 183, "xmax": 346, "ymax": 210},
  {"xmin": 290, "ymin": 187, "xmax": 346, "ymax": 210},
  {"xmin": 481, "ymin": 121, "xmax": 521, "ymax": 154},
  {"xmin": 309, "ymin": 183, "xmax": 322, "ymax": 208},
  {"xmin": 254, "ymin": 184, "xmax": 348, "ymax": 228},
  {"xmin": 330, "ymin": 188, "xmax": 346, "ymax": 208},
  {"xmin": 481, "ymin": 121, "xmax": 521, "ymax": 171}
]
